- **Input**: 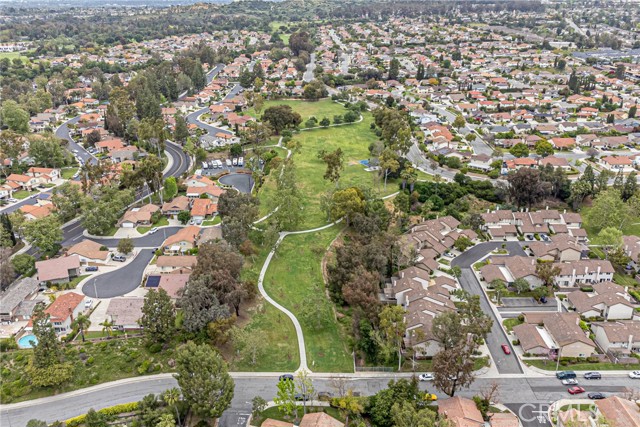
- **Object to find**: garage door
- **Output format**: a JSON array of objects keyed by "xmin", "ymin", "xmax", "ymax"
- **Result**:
[{"xmin": 122, "ymin": 222, "xmax": 134, "ymax": 228}]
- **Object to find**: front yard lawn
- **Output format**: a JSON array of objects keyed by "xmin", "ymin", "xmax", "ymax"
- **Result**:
[
  {"xmin": 502, "ymin": 318, "xmax": 523, "ymax": 333},
  {"xmin": 12, "ymin": 190, "xmax": 36, "ymax": 200},
  {"xmin": 202, "ymin": 216, "xmax": 222, "ymax": 226},
  {"xmin": 524, "ymin": 359, "xmax": 640, "ymax": 371},
  {"xmin": 263, "ymin": 225, "xmax": 353, "ymax": 372},
  {"xmin": 613, "ymin": 272, "xmax": 638, "ymax": 287},
  {"xmin": 0, "ymin": 338, "xmax": 176, "ymax": 403},
  {"xmin": 137, "ymin": 217, "xmax": 169, "ymax": 234},
  {"xmin": 61, "ymin": 167, "xmax": 79, "ymax": 179}
]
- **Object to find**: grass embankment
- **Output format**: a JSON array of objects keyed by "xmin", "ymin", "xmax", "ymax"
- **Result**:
[
  {"xmin": 0, "ymin": 338, "xmax": 175, "ymax": 403},
  {"xmin": 525, "ymin": 359, "xmax": 640, "ymax": 371},
  {"xmin": 137, "ymin": 217, "xmax": 169, "ymax": 234},
  {"xmin": 502, "ymin": 318, "xmax": 524, "ymax": 333},
  {"xmin": 263, "ymin": 226, "xmax": 352, "ymax": 372}
]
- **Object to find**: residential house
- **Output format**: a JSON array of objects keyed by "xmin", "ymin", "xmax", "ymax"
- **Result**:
[
  {"xmin": 438, "ymin": 397, "xmax": 484, "ymax": 427},
  {"xmin": 479, "ymin": 256, "xmax": 543, "ymax": 288},
  {"xmin": 35, "ymin": 255, "xmax": 81, "ymax": 285},
  {"xmin": 513, "ymin": 312, "xmax": 597, "ymax": 358},
  {"xmin": 155, "ymin": 256, "xmax": 198, "ymax": 273},
  {"xmin": 158, "ymin": 274, "xmax": 191, "ymax": 300},
  {"xmin": 553, "ymin": 259, "xmax": 615, "ymax": 287},
  {"xmin": 41, "ymin": 292, "xmax": 86, "ymax": 334},
  {"xmin": 20, "ymin": 203, "xmax": 55, "ymax": 221},
  {"xmin": 0, "ymin": 277, "xmax": 40, "ymax": 322},
  {"xmin": 190, "ymin": 198, "xmax": 218, "ymax": 223},
  {"xmin": 105, "ymin": 297, "xmax": 144, "ymax": 330},
  {"xmin": 564, "ymin": 282, "xmax": 635, "ymax": 320},
  {"xmin": 528, "ymin": 235, "xmax": 585, "ymax": 262},
  {"xmin": 66, "ymin": 240, "xmax": 110, "ymax": 264},
  {"xmin": 594, "ymin": 397, "xmax": 640, "ymax": 427},
  {"xmin": 262, "ymin": 412, "xmax": 344, "ymax": 427},
  {"xmin": 27, "ymin": 167, "xmax": 60, "ymax": 181},
  {"xmin": 591, "ymin": 321, "xmax": 640, "ymax": 356},
  {"xmin": 162, "ymin": 196, "xmax": 191, "ymax": 219},
  {"xmin": 6, "ymin": 173, "xmax": 42, "ymax": 191},
  {"xmin": 118, "ymin": 204, "xmax": 159, "ymax": 228},
  {"xmin": 162, "ymin": 226, "xmax": 201, "ymax": 253},
  {"xmin": 622, "ymin": 235, "xmax": 640, "ymax": 270},
  {"xmin": 600, "ymin": 156, "xmax": 635, "ymax": 172}
]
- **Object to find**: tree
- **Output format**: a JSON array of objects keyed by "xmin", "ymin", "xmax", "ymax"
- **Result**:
[
  {"xmin": 252, "ymin": 396, "xmax": 268, "ymax": 418},
  {"xmin": 52, "ymin": 182, "xmax": 84, "ymax": 222},
  {"xmin": 535, "ymin": 262, "xmax": 557, "ymax": 291},
  {"xmin": 71, "ymin": 313, "xmax": 91, "ymax": 342},
  {"xmin": 296, "ymin": 369, "xmax": 315, "ymax": 416},
  {"xmin": 368, "ymin": 379, "xmax": 422, "ymax": 427},
  {"xmin": 597, "ymin": 227, "xmax": 623, "ymax": 259},
  {"xmin": 512, "ymin": 278, "xmax": 530, "ymax": 295},
  {"xmin": 453, "ymin": 114, "xmax": 466, "ymax": 129},
  {"xmin": 629, "ymin": 105, "xmax": 637, "ymax": 119},
  {"xmin": 178, "ymin": 276, "xmax": 231, "ymax": 333},
  {"xmin": 117, "ymin": 237, "xmax": 134, "ymax": 255},
  {"xmin": 622, "ymin": 172, "xmax": 638, "ymax": 201},
  {"xmin": 374, "ymin": 305, "xmax": 407, "ymax": 370},
  {"xmin": 100, "ymin": 319, "xmax": 114, "ymax": 337},
  {"xmin": 177, "ymin": 210, "xmax": 191, "ymax": 225},
  {"xmin": 317, "ymin": 148, "xmax": 344, "ymax": 186},
  {"xmin": 218, "ymin": 190, "xmax": 259, "ymax": 248},
  {"xmin": 174, "ymin": 342, "xmax": 234, "ymax": 419},
  {"xmin": 331, "ymin": 187, "xmax": 366, "ymax": 225},
  {"xmin": 261, "ymin": 105, "xmax": 302, "ymax": 135},
  {"xmin": 0, "ymin": 100, "xmax": 29, "ymax": 133},
  {"xmin": 535, "ymin": 140, "xmax": 554, "ymax": 157},
  {"xmin": 335, "ymin": 390, "xmax": 363, "ymax": 427},
  {"xmin": 388, "ymin": 58, "xmax": 400, "ymax": 81},
  {"xmin": 303, "ymin": 80, "xmax": 328, "ymax": 101},
  {"xmin": 84, "ymin": 409, "xmax": 108, "ymax": 427},
  {"xmin": 507, "ymin": 168, "xmax": 550, "ymax": 209},
  {"xmin": 379, "ymin": 148, "xmax": 400, "ymax": 189},
  {"xmin": 587, "ymin": 189, "xmax": 630, "ymax": 232},
  {"xmin": 164, "ymin": 176, "xmax": 178, "ymax": 200},
  {"xmin": 453, "ymin": 236, "xmax": 473, "ymax": 252},
  {"xmin": 162, "ymin": 387, "xmax": 182, "ymax": 427},
  {"xmin": 320, "ymin": 117, "xmax": 330, "ymax": 127},
  {"xmin": 23, "ymin": 215, "xmax": 63, "ymax": 255},
  {"xmin": 28, "ymin": 304, "xmax": 72, "ymax": 387},
  {"xmin": 140, "ymin": 288, "xmax": 175, "ymax": 344},
  {"xmin": 274, "ymin": 377, "xmax": 298, "ymax": 420},
  {"xmin": 174, "ymin": 115, "xmax": 189, "ymax": 143},
  {"xmin": 28, "ymin": 135, "xmax": 69, "ymax": 168},
  {"xmin": 416, "ymin": 64, "xmax": 425, "ymax": 81},
  {"xmin": 391, "ymin": 401, "xmax": 443, "ymax": 427},
  {"xmin": 432, "ymin": 343, "xmax": 476, "ymax": 397},
  {"xmin": 12, "ymin": 253, "xmax": 35, "ymax": 277},
  {"xmin": 86, "ymin": 129, "xmax": 101, "ymax": 146},
  {"xmin": 0, "ymin": 247, "xmax": 15, "ymax": 291},
  {"xmin": 509, "ymin": 143, "xmax": 529, "ymax": 158},
  {"xmin": 615, "ymin": 63, "xmax": 626, "ymax": 80},
  {"xmin": 230, "ymin": 326, "xmax": 267, "ymax": 366},
  {"xmin": 272, "ymin": 159, "xmax": 304, "ymax": 230},
  {"xmin": 343, "ymin": 267, "xmax": 382, "ymax": 322}
]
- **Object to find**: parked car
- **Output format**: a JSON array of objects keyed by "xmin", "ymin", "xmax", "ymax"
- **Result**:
[
  {"xmin": 7, "ymin": 198, "xmax": 18, "ymax": 203},
  {"xmin": 112, "ymin": 255, "xmax": 126, "ymax": 262},
  {"xmin": 85, "ymin": 298, "xmax": 93, "ymax": 309},
  {"xmin": 501, "ymin": 344, "xmax": 511, "ymax": 355},
  {"xmin": 588, "ymin": 392, "xmax": 605, "ymax": 400},
  {"xmin": 419, "ymin": 373, "xmax": 434, "ymax": 381},
  {"xmin": 526, "ymin": 234, "xmax": 534, "ymax": 240},
  {"xmin": 232, "ymin": 157, "xmax": 238, "ymax": 166},
  {"xmin": 584, "ymin": 372, "xmax": 602, "ymax": 380},
  {"xmin": 225, "ymin": 159, "xmax": 232, "ymax": 167},
  {"xmin": 556, "ymin": 371, "xmax": 577, "ymax": 380},
  {"xmin": 238, "ymin": 157, "xmax": 244, "ymax": 166},
  {"xmin": 148, "ymin": 227, "xmax": 158, "ymax": 234},
  {"xmin": 629, "ymin": 371, "xmax": 640, "ymax": 379},
  {"xmin": 202, "ymin": 162, "xmax": 208, "ymax": 169},
  {"xmin": 561, "ymin": 379, "xmax": 578, "ymax": 385},
  {"xmin": 540, "ymin": 296, "xmax": 548, "ymax": 304},
  {"xmin": 279, "ymin": 374, "xmax": 294, "ymax": 382},
  {"xmin": 423, "ymin": 393, "xmax": 438, "ymax": 402},
  {"xmin": 567, "ymin": 386, "xmax": 585, "ymax": 395},
  {"xmin": 85, "ymin": 266, "xmax": 98, "ymax": 272}
]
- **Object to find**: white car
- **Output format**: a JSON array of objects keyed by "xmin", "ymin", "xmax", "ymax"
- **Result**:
[
  {"xmin": 148, "ymin": 227, "xmax": 158, "ymax": 234},
  {"xmin": 419, "ymin": 373, "xmax": 434, "ymax": 381},
  {"xmin": 629, "ymin": 371, "xmax": 640, "ymax": 379},
  {"xmin": 562, "ymin": 378, "xmax": 579, "ymax": 385},
  {"xmin": 7, "ymin": 198, "xmax": 18, "ymax": 203}
]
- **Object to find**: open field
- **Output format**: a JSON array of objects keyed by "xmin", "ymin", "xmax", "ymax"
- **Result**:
[
  {"xmin": 248, "ymin": 99, "xmax": 347, "ymax": 122},
  {"xmin": 256, "ymin": 101, "xmax": 397, "ymax": 230},
  {"xmin": 263, "ymin": 225, "xmax": 353, "ymax": 372}
]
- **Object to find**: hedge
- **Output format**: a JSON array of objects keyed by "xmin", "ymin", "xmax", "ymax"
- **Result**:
[{"xmin": 65, "ymin": 402, "xmax": 139, "ymax": 427}]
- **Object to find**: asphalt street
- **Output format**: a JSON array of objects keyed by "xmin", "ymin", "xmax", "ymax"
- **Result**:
[
  {"xmin": 219, "ymin": 173, "xmax": 254, "ymax": 193},
  {"xmin": 303, "ymin": 53, "xmax": 316, "ymax": 82},
  {"xmin": 185, "ymin": 83, "xmax": 243, "ymax": 138},
  {"xmin": 2, "ymin": 373, "xmax": 638, "ymax": 427},
  {"xmin": 81, "ymin": 249, "xmax": 155, "ymax": 298},
  {"xmin": 452, "ymin": 242, "xmax": 528, "ymax": 374}
]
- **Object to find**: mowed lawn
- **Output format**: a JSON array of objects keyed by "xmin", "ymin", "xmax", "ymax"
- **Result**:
[
  {"xmin": 257, "ymin": 102, "xmax": 398, "ymax": 230},
  {"xmin": 263, "ymin": 225, "xmax": 353, "ymax": 372}
]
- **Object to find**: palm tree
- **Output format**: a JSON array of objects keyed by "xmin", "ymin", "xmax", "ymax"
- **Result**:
[
  {"xmin": 72, "ymin": 313, "xmax": 91, "ymax": 342},
  {"xmin": 100, "ymin": 319, "xmax": 114, "ymax": 337},
  {"xmin": 157, "ymin": 413, "xmax": 176, "ymax": 427},
  {"xmin": 163, "ymin": 388, "xmax": 182, "ymax": 426}
]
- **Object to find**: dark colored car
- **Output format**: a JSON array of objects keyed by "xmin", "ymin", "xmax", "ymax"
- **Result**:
[
  {"xmin": 279, "ymin": 374, "xmax": 294, "ymax": 382},
  {"xmin": 584, "ymin": 372, "xmax": 602, "ymax": 380},
  {"xmin": 556, "ymin": 371, "xmax": 577, "ymax": 380},
  {"xmin": 588, "ymin": 392, "xmax": 605, "ymax": 400},
  {"xmin": 540, "ymin": 296, "xmax": 548, "ymax": 304},
  {"xmin": 85, "ymin": 266, "xmax": 98, "ymax": 272}
]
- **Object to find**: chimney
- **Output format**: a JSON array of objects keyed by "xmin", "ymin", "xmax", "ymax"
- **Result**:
[{"xmin": 546, "ymin": 206, "xmax": 549, "ymax": 210}]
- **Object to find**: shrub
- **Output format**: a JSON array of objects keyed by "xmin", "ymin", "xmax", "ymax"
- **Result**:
[
  {"xmin": 148, "ymin": 343, "xmax": 162, "ymax": 354},
  {"xmin": 65, "ymin": 402, "xmax": 140, "ymax": 427},
  {"xmin": 488, "ymin": 169, "xmax": 500, "ymax": 179},
  {"xmin": 0, "ymin": 338, "xmax": 18, "ymax": 352},
  {"xmin": 137, "ymin": 359, "xmax": 153, "ymax": 374},
  {"xmin": 512, "ymin": 339, "xmax": 520, "ymax": 345},
  {"xmin": 86, "ymin": 356, "xmax": 95, "ymax": 365}
]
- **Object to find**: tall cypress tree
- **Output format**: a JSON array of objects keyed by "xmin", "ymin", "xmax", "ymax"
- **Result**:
[{"xmin": 0, "ymin": 214, "xmax": 15, "ymax": 246}]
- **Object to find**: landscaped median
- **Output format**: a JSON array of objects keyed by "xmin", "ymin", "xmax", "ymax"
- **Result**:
[{"xmin": 65, "ymin": 402, "xmax": 139, "ymax": 427}]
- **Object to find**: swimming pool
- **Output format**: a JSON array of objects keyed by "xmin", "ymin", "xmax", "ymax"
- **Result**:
[{"xmin": 17, "ymin": 334, "xmax": 38, "ymax": 349}]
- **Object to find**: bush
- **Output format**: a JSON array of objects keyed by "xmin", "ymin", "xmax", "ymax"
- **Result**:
[
  {"xmin": 488, "ymin": 169, "xmax": 500, "ymax": 179},
  {"xmin": 137, "ymin": 359, "xmax": 153, "ymax": 374},
  {"xmin": 65, "ymin": 402, "xmax": 140, "ymax": 427},
  {"xmin": 0, "ymin": 338, "xmax": 18, "ymax": 352},
  {"xmin": 512, "ymin": 339, "xmax": 520, "ymax": 345},
  {"xmin": 148, "ymin": 343, "xmax": 162, "ymax": 354}
]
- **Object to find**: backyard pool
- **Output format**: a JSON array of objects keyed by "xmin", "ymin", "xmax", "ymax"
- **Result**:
[{"xmin": 17, "ymin": 334, "xmax": 38, "ymax": 348}]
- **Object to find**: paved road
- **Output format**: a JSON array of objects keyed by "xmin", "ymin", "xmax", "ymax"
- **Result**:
[
  {"xmin": 219, "ymin": 173, "xmax": 253, "ymax": 194},
  {"xmin": 164, "ymin": 140, "xmax": 191, "ymax": 179},
  {"xmin": 303, "ymin": 53, "xmax": 316, "ymax": 82},
  {"xmin": 207, "ymin": 63, "xmax": 225, "ymax": 84},
  {"xmin": 452, "ymin": 242, "xmax": 527, "ymax": 375},
  {"xmin": 2, "ymin": 373, "xmax": 637, "ymax": 427},
  {"xmin": 81, "ymin": 249, "xmax": 155, "ymax": 298},
  {"xmin": 185, "ymin": 83, "xmax": 244, "ymax": 138},
  {"xmin": 55, "ymin": 117, "xmax": 98, "ymax": 166}
]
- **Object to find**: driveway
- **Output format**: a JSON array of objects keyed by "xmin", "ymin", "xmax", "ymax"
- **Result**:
[
  {"xmin": 219, "ymin": 173, "xmax": 253, "ymax": 194},
  {"xmin": 452, "ymin": 241, "xmax": 527, "ymax": 374},
  {"xmin": 82, "ymin": 249, "xmax": 155, "ymax": 298}
]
